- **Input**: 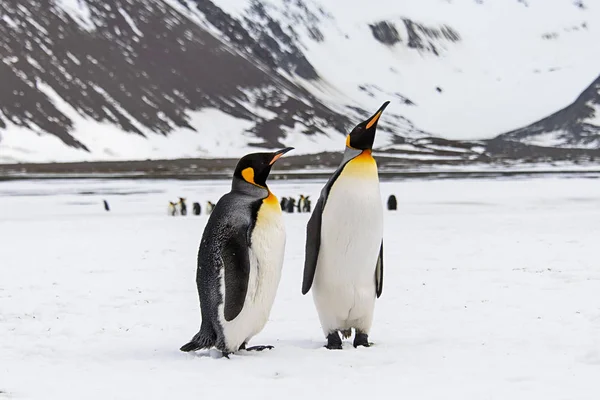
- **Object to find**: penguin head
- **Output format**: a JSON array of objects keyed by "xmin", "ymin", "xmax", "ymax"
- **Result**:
[
  {"xmin": 346, "ymin": 101, "xmax": 390, "ymax": 151},
  {"xmin": 233, "ymin": 147, "xmax": 294, "ymax": 188}
]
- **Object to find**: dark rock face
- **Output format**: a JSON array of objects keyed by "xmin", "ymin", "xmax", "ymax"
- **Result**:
[
  {"xmin": 369, "ymin": 21, "xmax": 401, "ymax": 45},
  {"xmin": 187, "ymin": 0, "xmax": 320, "ymax": 79},
  {"xmin": 497, "ymin": 74, "xmax": 600, "ymax": 148},
  {"xmin": 402, "ymin": 18, "xmax": 460, "ymax": 55},
  {"xmin": 0, "ymin": 0, "xmax": 348, "ymax": 153}
]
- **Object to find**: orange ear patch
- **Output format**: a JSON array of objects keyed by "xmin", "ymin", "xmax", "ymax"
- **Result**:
[
  {"xmin": 241, "ymin": 167, "xmax": 255, "ymax": 184},
  {"xmin": 345, "ymin": 135, "xmax": 353, "ymax": 148}
]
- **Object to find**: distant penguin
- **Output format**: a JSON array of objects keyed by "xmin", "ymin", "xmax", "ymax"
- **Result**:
[
  {"xmin": 103, "ymin": 200, "xmax": 110, "ymax": 212},
  {"xmin": 193, "ymin": 202, "xmax": 201, "ymax": 215},
  {"xmin": 179, "ymin": 197, "xmax": 187, "ymax": 216},
  {"xmin": 180, "ymin": 147, "xmax": 294, "ymax": 357},
  {"xmin": 168, "ymin": 201, "xmax": 178, "ymax": 216},
  {"xmin": 387, "ymin": 195, "xmax": 397, "ymax": 210},
  {"xmin": 280, "ymin": 197, "xmax": 288, "ymax": 211},
  {"xmin": 302, "ymin": 102, "xmax": 388, "ymax": 349},
  {"xmin": 297, "ymin": 195, "xmax": 305, "ymax": 213},
  {"xmin": 206, "ymin": 201, "xmax": 215, "ymax": 215},
  {"xmin": 303, "ymin": 196, "xmax": 311, "ymax": 213},
  {"xmin": 286, "ymin": 197, "xmax": 296, "ymax": 213}
]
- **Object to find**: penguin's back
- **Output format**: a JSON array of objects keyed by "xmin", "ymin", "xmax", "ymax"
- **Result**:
[{"xmin": 196, "ymin": 192, "xmax": 257, "ymax": 332}]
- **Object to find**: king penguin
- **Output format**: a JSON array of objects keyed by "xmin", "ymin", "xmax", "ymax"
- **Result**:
[
  {"xmin": 180, "ymin": 147, "xmax": 294, "ymax": 357},
  {"xmin": 302, "ymin": 102, "xmax": 388, "ymax": 349}
]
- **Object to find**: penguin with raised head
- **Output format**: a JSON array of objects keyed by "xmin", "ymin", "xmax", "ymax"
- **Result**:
[
  {"xmin": 302, "ymin": 102, "xmax": 388, "ymax": 349},
  {"xmin": 180, "ymin": 147, "xmax": 294, "ymax": 357}
]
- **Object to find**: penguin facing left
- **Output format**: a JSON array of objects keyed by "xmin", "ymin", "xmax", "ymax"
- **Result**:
[{"xmin": 180, "ymin": 147, "xmax": 294, "ymax": 357}]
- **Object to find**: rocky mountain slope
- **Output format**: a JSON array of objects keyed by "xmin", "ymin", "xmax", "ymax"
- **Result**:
[
  {"xmin": 497, "ymin": 73, "xmax": 600, "ymax": 149},
  {"xmin": 0, "ymin": 0, "xmax": 598, "ymax": 165}
]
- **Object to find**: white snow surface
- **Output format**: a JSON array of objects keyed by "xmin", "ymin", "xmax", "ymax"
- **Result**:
[{"xmin": 1, "ymin": 176, "xmax": 600, "ymax": 399}]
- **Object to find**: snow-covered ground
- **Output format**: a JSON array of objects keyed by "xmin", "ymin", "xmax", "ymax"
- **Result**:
[{"xmin": 1, "ymin": 177, "xmax": 599, "ymax": 399}]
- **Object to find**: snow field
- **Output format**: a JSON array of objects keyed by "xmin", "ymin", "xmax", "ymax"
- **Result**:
[{"xmin": 0, "ymin": 176, "xmax": 599, "ymax": 399}]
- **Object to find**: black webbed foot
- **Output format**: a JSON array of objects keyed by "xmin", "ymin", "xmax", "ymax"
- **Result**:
[
  {"xmin": 353, "ymin": 332, "xmax": 372, "ymax": 348},
  {"xmin": 325, "ymin": 332, "xmax": 343, "ymax": 350},
  {"xmin": 245, "ymin": 345, "xmax": 274, "ymax": 351}
]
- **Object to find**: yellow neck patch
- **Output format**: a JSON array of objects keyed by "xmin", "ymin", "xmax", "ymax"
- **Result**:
[
  {"xmin": 343, "ymin": 150, "xmax": 378, "ymax": 179},
  {"xmin": 355, "ymin": 149, "xmax": 373, "ymax": 161},
  {"xmin": 242, "ymin": 167, "xmax": 279, "ymax": 207},
  {"xmin": 264, "ymin": 191, "xmax": 279, "ymax": 206},
  {"xmin": 345, "ymin": 135, "xmax": 353, "ymax": 149}
]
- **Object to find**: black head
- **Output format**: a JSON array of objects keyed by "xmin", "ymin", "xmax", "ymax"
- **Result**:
[
  {"xmin": 346, "ymin": 101, "xmax": 390, "ymax": 150},
  {"xmin": 233, "ymin": 147, "xmax": 294, "ymax": 188}
]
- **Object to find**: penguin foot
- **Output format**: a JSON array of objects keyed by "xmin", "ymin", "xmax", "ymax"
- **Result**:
[
  {"xmin": 222, "ymin": 352, "xmax": 232, "ymax": 359},
  {"xmin": 325, "ymin": 332, "xmax": 343, "ymax": 350},
  {"xmin": 245, "ymin": 345, "xmax": 274, "ymax": 352},
  {"xmin": 340, "ymin": 329, "xmax": 352, "ymax": 339},
  {"xmin": 353, "ymin": 332, "xmax": 372, "ymax": 348}
]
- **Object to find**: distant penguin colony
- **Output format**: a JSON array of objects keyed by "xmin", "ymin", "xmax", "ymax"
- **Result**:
[
  {"xmin": 302, "ymin": 102, "xmax": 388, "ymax": 349},
  {"xmin": 180, "ymin": 147, "xmax": 294, "ymax": 357},
  {"xmin": 166, "ymin": 199, "xmax": 215, "ymax": 217}
]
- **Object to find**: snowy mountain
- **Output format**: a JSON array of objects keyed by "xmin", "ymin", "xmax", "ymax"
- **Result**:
[
  {"xmin": 497, "ymin": 73, "xmax": 600, "ymax": 149},
  {"xmin": 0, "ymin": 0, "xmax": 599, "ymax": 164}
]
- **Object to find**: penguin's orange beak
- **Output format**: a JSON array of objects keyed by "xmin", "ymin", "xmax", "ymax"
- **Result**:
[{"xmin": 269, "ymin": 147, "xmax": 294, "ymax": 165}]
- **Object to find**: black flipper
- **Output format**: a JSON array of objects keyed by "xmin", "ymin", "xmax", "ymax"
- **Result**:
[
  {"xmin": 222, "ymin": 229, "xmax": 251, "ymax": 321},
  {"xmin": 302, "ymin": 196, "xmax": 324, "ymax": 295},
  {"xmin": 375, "ymin": 240, "xmax": 383, "ymax": 298}
]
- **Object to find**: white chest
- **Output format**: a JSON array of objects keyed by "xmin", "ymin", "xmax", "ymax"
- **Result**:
[{"xmin": 318, "ymin": 156, "xmax": 384, "ymax": 281}]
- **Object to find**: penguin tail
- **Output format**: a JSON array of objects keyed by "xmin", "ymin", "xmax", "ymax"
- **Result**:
[
  {"xmin": 180, "ymin": 324, "xmax": 216, "ymax": 352},
  {"xmin": 180, "ymin": 340, "xmax": 204, "ymax": 352}
]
